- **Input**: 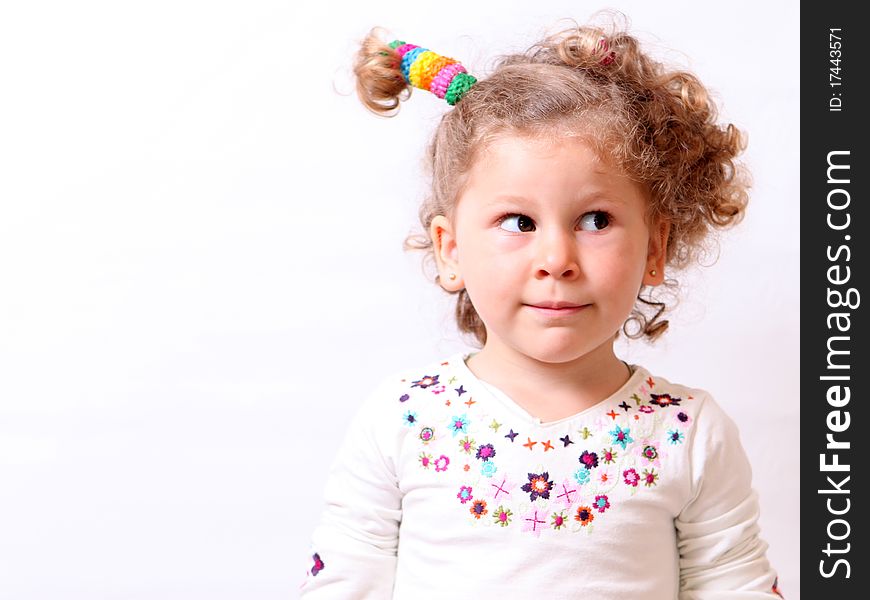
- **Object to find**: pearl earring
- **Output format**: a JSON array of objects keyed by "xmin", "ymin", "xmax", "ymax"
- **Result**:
[
  {"xmin": 449, "ymin": 273, "xmax": 457, "ymax": 280},
  {"xmin": 649, "ymin": 269, "xmax": 657, "ymax": 277}
]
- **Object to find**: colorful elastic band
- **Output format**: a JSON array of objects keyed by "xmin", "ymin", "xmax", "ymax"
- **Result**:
[{"xmin": 388, "ymin": 40, "xmax": 477, "ymax": 105}]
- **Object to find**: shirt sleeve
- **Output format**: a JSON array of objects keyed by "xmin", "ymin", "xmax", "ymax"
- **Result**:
[
  {"xmin": 676, "ymin": 393, "xmax": 784, "ymax": 599},
  {"xmin": 299, "ymin": 379, "xmax": 402, "ymax": 599}
]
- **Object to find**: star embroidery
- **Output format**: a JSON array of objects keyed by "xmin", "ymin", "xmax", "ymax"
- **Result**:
[
  {"xmin": 542, "ymin": 440, "xmax": 554, "ymax": 452},
  {"xmin": 448, "ymin": 376, "xmax": 457, "ymax": 384},
  {"xmin": 490, "ymin": 419, "xmax": 502, "ymax": 432},
  {"xmin": 646, "ymin": 376, "xmax": 655, "ymax": 388},
  {"xmin": 559, "ymin": 434, "xmax": 573, "ymax": 447},
  {"xmin": 523, "ymin": 437, "xmax": 537, "ymax": 450},
  {"xmin": 455, "ymin": 385, "xmax": 466, "ymax": 396},
  {"xmin": 606, "ymin": 410, "xmax": 618, "ymax": 420},
  {"xmin": 445, "ymin": 399, "xmax": 451, "ymax": 406},
  {"xmin": 579, "ymin": 427, "xmax": 592, "ymax": 440},
  {"xmin": 631, "ymin": 393, "xmax": 643, "ymax": 406},
  {"xmin": 619, "ymin": 401, "xmax": 631, "ymax": 412},
  {"xmin": 505, "ymin": 429, "xmax": 519, "ymax": 442},
  {"xmin": 464, "ymin": 397, "xmax": 476, "ymax": 408}
]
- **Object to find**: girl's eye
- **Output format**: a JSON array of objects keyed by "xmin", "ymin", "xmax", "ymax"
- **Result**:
[
  {"xmin": 579, "ymin": 211, "xmax": 612, "ymax": 231},
  {"xmin": 496, "ymin": 211, "xmax": 612, "ymax": 233},
  {"xmin": 497, "ymin": 214, "xmax": 535, "ymax": 233}
]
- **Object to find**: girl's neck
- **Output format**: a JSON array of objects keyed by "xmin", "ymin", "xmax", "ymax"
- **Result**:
[{"xmin": 464, "ymin": 341, "xmax": 631, "ymax": 422}]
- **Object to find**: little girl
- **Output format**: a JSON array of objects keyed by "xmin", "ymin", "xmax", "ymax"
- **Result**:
[{"xmin": 300, "ymin": 17, "xmax": 783, "ymax": 599}]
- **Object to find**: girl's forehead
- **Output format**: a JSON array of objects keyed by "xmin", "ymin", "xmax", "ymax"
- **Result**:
[{"xmin": 473, "ymin": 132, "xmax": 614, "ymax": 173}]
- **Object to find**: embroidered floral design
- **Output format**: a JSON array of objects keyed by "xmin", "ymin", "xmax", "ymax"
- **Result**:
[
  {"xmin": 457, "ymin": 485, "xmax": 473, "ymax": 503},
  {"xmin": 481, "ymin": 461, "xmax": 498, "ymax": 478},
  {"xmin": 470, "ymin": 499, "xmax": 488, "ymax": 519},
  {"xmin": 434, "ymin": 455, "xmax": 450, "ymax": 472},
  {"xmin": 597, "ymin": 468, "xmax": 613, "ymax": 484},
  {"xmin": 310, "ymin": 552, "xmax": 324, "ymax": 576},
  {"xmin": 402, "ymin": 410, "xmax": 417, "ymax": 426},
  {"xmin": 601, "ymin": 447, "xmax": 618, "ymax": 464},
  {"xmin": 493, "ymin": 505, "xmax": 512, "ymax": 527},
  {"xmin": 675, "ymin": 411, "xmax": 692, "ymax": 427},
  {"xmin": 419, "ymin": 427, "xmax": 434, "ymax": 442},
  {"xmin": 419, "ymin": 452, "xmax": 433, "ymax": 469},
  {"xmin": 650, "ymin": 392, "xmax": 681, "ymax": 407},
  {"xmin": 521, "ymin": 472, "xmax": 554, "ymax": 502},
  {"xmin": 575, "ymin": 505, "xmax": 595, "ymax": 526},
  {"xmin": 579, "ymin": 450, "xmax": 599, "ymax": 469},
  {"xmin": 476, "ymin": 443, "xmax": 496, "ymax": 461},
  {"xmin": 642, "ymin": 445, "xmax": 658, "ymax": 462},
  {"xmin": 623, "ymin": 468, "xmax": 640, "ymax": 487},
  {"xmin": 772, "ymin": 577, "xmax": 784, "ymax": 598},
  {"xmin": 448, "ymin": 414, "xmax": 470, "ymax": 437},
  {"xmin": 411, "ymin": 374, "xmax": 440, "ymax": 389},
  {"xmin": 593, "ymin": 494, "xmax": 611, "ymax": 513},
  {"xmin": 458, "ymin": 436, "xmax": 476, "ymax": 454},
  {"xmin": 573, "ymin": 467, "xmax": 591, "ymax": 485},
  {"xmin": 609, "ymin": 424, "xmax": 634, "ymax": 449},
  {"xmin": 399, "ymin": 393, "xmax": 409, "ymax": 402},
  {"xmin": 642, "ymin": 468, "xmax": 659, "ymax": 487},
  {"xmin": 667, "ymin": 429, "xmax": 685, "ymax": 444},
  {"xmin": 551, "ymin": 511, "xmax": 568, "ymax": 530},
  {"xmin": 638, "ymin": 405, "xmax": 655, "ymax": 414},
  {"xmin": 430, "ymin": 384, "xmax": 447, "ymax": 395}
]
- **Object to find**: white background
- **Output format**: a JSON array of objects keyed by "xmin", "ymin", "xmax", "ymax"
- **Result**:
[{"xmin": 0, "ymin": 1, "xmax": 799, "ymax": 598}]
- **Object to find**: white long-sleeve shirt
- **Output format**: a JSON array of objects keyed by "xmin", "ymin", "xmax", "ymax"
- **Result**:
[{"xmin": 300, "ymin": 351, "xmax": 783, "ymax": 599}]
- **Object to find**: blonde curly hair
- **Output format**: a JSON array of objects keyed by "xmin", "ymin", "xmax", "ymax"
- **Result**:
[{"xmin": 352, "ymin": 16, "xmax": 749, "ymax": 347}]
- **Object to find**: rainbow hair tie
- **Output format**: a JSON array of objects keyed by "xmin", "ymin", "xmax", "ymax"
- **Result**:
[{"xmin": 388, "ymin": 40, "xmax": 477, "ymax": 106}]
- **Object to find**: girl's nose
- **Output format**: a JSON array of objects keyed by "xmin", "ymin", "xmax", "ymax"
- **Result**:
[{"xmin": 534, "ymin": 228, "xmax": 580, "ymax": 280}]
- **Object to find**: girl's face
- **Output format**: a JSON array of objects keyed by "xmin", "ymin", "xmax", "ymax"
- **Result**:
[{"xmin": 431, "ymin": 134, "xmax": 669, "ymax": 368}]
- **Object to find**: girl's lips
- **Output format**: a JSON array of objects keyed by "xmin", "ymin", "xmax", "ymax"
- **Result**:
[{"xmin": 525, "ymin": 304, "xmax": 589, "ymax": 316}]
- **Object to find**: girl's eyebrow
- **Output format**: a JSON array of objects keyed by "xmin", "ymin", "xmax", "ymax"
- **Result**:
[{"xmin": 488, "ymin": 193, "xmax": 626, "ymax": 207}]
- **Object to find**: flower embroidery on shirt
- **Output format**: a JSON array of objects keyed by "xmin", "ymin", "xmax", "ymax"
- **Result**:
[
  {"xmin": 623, "ymin": 468, "xmax": 640, "ymax": 487},
  {"xmin": 411, "ymin": 374, "xmax": 440, "ymax": 389},
  {"xmin": 401, "ymin": 357, "xmax": 697, "ymax": 538},
  {"xmin": 448, "ymin": 414, "xmax": 470, "ymax": 436},
  {"xmin": 310, "ymin": 553, "xmax": 324, "ymax": 576},
  {"xmin": 476, "ymin": 443, "xmax": 496, "ymax": 461},
  {"xmin": 649, "ymin": 392, "xmax": 681, "ymax": 407},
  {"xmin": 579, "ymin": 450, "xmax": 599, "ymax": 469},
  {"xmin": 521, "ymin": 472, "xmax": 554, "ymax": 501},
  {"xmin": 609, "ymin": 424, "xmax": 634, "ymax": 449},
  {"xmin": 493, "ymin": 505, "xmax": 512, "ymax": 527},
  {"xmin": 434, "ymin": 455, "xmax": 450, "ymax": 472},
  {"xmin": 470, "ymin": 499, "xmax": 488, "ymax": 519},
  {"xmin": 575, "ymin": 505, "xmax": 595, "ymax": 526},
  {"xmin": 593, "ymin": 494, "xmax": 611, "ymax": 513}
]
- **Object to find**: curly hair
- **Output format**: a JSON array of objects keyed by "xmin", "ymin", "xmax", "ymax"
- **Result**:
[{"xmin": 352, "ymin": 16, "xmax": 750, "ymax": 347}]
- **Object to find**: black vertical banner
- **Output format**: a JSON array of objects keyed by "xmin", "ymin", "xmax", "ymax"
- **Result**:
[{"xmin": 803, "ymin": 3, "xmax": 869, "ymax": 596}]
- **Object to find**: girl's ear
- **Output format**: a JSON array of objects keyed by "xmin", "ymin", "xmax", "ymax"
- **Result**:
[
  {"xmin": 430, "ymin": 215, "xmax": 464, "ymax": 291},
  {"xmin": 643, "ymin": 219, "xmax": 671, "ymax": 286}
]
